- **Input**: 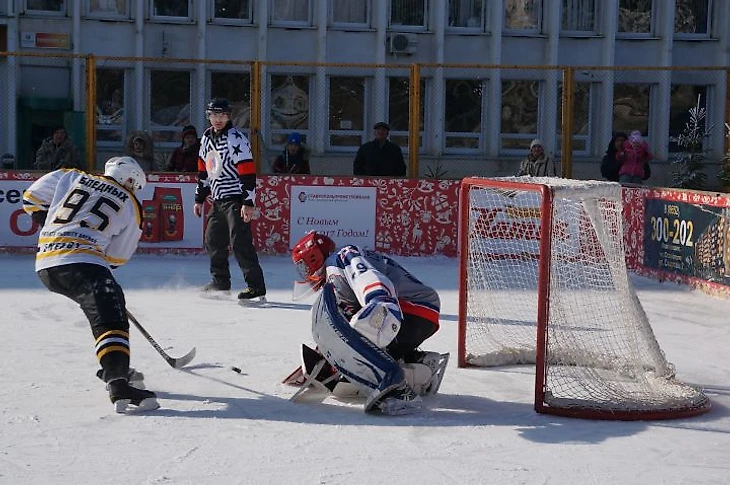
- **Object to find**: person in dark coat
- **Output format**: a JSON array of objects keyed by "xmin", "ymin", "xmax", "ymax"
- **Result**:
[
  {"xmin": 166, "ymin": 125, "xmax": 200, "ymax": 172},
  {"xmin": 353, "ymin": 122, "xmax": 406, "ymax": 177},
  {"xmin": 272, "ymin": 132, "xmax": 310, "ymax": 174},
  {"xmin": 600, "ymin": 131, "xmax": 628, "ymax": 182}
]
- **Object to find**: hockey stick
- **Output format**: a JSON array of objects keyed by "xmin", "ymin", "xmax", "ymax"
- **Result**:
[{"xmin": 126, "ymin": 310, "xmax": 196, "ymax": 369}]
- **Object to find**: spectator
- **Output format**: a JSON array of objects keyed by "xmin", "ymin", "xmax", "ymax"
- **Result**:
[
  {"xmin": 124, "ymin": 131, "xmax": 155, "ymax": 172},
  {"xmin": 21, "ymin": 157, "xmax": 158, "ymax": 413},
  {"xmin": 34, "ymin": 126, "xmax": 83, "ymax": 171},
  {"xmin": 193, "ymin": 98, "xmax": 267, "ymax": 303},
  {"xmin": 353, "ymin": 122, "xmax": 406, "ymax": 177},
  {"xmin": 600, "ymin": 131, "xmax": 628, "ymax": 182},
  {"xmin": 517, "ymin": 139, "xmax": 558, "ymax": 177},
  {"xmin": 166, "ymin": 125, "xmax": 200, "ymax": 172},
  {"xmin": 272, "ymin": 132, "xmax": 310, "ymax": 174},
  {"xmin": 618, "ymin": 130, "xmax": 653, "ymax": 184},
  {"xmin": 289, "ymin": 231, "xmax": 447, "ymax": 415}
]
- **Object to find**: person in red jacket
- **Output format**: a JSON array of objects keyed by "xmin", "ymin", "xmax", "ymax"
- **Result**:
[
  {"xmin": 618, "ymin": 130, "xmax": 653, "ymax": 184},
  {"xmin": 166, "ymin": 125, "xmax": 200, "ymax": 172}
]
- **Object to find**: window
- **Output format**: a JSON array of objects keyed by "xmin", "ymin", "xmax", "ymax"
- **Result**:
[
  {"xmin": 504, "ymin": 0, "xmax": 540, "ymax": 31},
  {"xmin": 331, "ymin": 0, "xmax": 369, "ymax": 26},
  {"xmin": 150, "ymin": 70, "xmax": 191, "ymax": 144},
  {"xmin": 388, "ymin": 77, "xmax": 425, "ymax": 150},
  {"xmin": 269, "ymin": 74, "xmax": 310, "ymax": 146},
  {"xmin": 448, "ymin": 0, "xmax": 485, "ymax": 30},
  {"xmin": 557, "ymin": 82, "xmax": 592, "ymax": 153},
  {"xmin": 87, "ymin": 0, "xmax": 128, "ymax": 17},
  {"xmin": 25, "ymin": 0, "xmax": 64, "ymax": 14},
  {"xmin": 214, "ymin": 0, "xmax": 252, "ymax": 22},
  {"xmin": 211, "ymin": 71, "xmax": 252, "ymax": 132},
  {"xmin": 390, "ymin": 0, "xmax": 427, "ymax": 29},
  {"xmin": 329, "ymin": 76, "xmax": 366, "ymax": 149},
  {"xmin": 675, "ymin": 0, "xmax": 711, "ymax": 35},
  {"xmin": 151, "ymin": 0, "xmax": 190, "ymax": 19},
  {"xmin": 97, "ymin": 69, "xmax": 126, "ymax": 144},
  {"xmin": 445, "ymin": 79, "xmax": 483, "ymax": 151},
  {"xmin": 562, "ymin": 0, "xmax": 596, "ymax": 32},
  {"xmin": 272, "ymin": 0, "xmax": 311, "ymax": 25},
  {"xmin": 669, "ymin": 85, "xmax": 708, "ymax": 153},
  {"xmin": 618, "ymin": 0, "xmax": 653, "ymax": 35},
  {"xmin": 501, "ymin": 80, "xmax": 539, "ymax": 151},
  {"xmin": 612, "ymin": 83, "xmax": 651, "ymax": 137}
]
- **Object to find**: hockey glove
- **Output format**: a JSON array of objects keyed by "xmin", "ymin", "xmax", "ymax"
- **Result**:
[{"xmin": 349, "ymin": 297, "xmax": 402, "ymax": 348}]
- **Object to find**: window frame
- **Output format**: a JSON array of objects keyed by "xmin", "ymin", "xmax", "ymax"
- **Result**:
[
  {"xmin": 503, "ymin": 0, "xmax": 542, "ymax": 35},
  {"xmin": 85, "ymin": 0, "xmax": 131, "ymax": 20},
  {"xmin": 96, "ymin": 67, "xmax": 129, "ymax": 148},
  {"xmin": 329, "ymin": 0, "xmax": 371, "ymax": 29},
  {"xmin": 23, "ymin": 0, "xmax": 66, "ymax": 16},
  {"xmin": 270, "ymin": 0, "xmax": 313, "ymax": 28},
  {"xmin": 210, "ymin": 0, "xmax": 254, "ymax": 25},
  {"xmin": 386, "ymin": 76, "xmax": 427, "ymax": 152},
  {"xmin": 388, "ymin": 0, "xmax": 429, "ymax": 32},
  {"xmin": 267, "ymin": 73, "xmax": 312, "ymax": 150},
  {"xmin": 499, "ymin": 79, "xmax": 542, "ymax": 155},
  {"xmin": 149, "ymin": 0, "xmax": 194, "ymax": 23},
  {"xmin": 446, "ymin": 0, "xmax": 488, "ymax": 33},
  {"xmin": 148, "ymin": 68, "xmax": 193, "ymax": 149},
  {"xmin": 674, "ymin": 0, "xmax": 713, "ymax": 39},
  {"xmin": 560, "ymin": 0, "xmax": 599, "ymax": 36},
  {"xmin": 443, "ymin": 78, "xmax": 486, "ymax": 155},
  {"xmin": 616, "ymin": 0, "xmax": 655, "ymax": 38},
  {"xmin": 326, "ymin": 75, "xmax": 368, "ymax": 152}
]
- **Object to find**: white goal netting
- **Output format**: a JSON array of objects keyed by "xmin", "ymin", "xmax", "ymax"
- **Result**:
[{"xmin": 459, "ymin": 177, "xmax": 710, "ymax": 419}]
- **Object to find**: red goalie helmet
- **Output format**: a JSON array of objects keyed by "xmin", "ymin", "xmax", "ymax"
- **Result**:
[
  {"xmin": 291, "ymin": 231, "xmax": 336, "ymax": 300},
  {"xmin": 292, "ymin": 231, "xmax": 336, "ymax": 281}
]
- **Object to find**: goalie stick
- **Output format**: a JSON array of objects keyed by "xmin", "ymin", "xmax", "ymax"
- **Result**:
[{"xmin": 126, "ymin": 310, "xmax": 196, "ymax": 369}]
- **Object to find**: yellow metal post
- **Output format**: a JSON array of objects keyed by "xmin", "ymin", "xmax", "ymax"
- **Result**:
[
  {"xmin": 409, "ymin": 64, "xmax": 421, "ymax": 179},
  {"xmin": 85, "ymin": 55, "xmax": 97, "ymax": 171},
  {"xmin": 560, "ymin": 67, "xmax": 574, "ymax": 179}
]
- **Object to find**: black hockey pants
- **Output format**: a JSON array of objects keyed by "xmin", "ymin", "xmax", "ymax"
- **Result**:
[
  {"xmin": 205, "ymin": 196, "xmax": 266, "ymax": 290},
  {"xmin": 38, "ymin": 263, "xmax": 130, "ymax": 382}
]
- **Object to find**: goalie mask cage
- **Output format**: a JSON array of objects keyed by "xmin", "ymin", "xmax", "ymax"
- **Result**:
[{"xmin": 457, "ymin": 177, "xmax": 710, "ymax": 420}]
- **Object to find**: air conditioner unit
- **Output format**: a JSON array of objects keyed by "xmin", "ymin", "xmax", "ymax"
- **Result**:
[{"xmin": 389, "ymin": 33, "xmax": 418, "ymax": 55}]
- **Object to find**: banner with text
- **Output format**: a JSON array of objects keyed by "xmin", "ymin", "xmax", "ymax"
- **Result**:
[
  {"xmin": 289, "ymin": 185, "xmax": 376, "ymax": 249},
  {"xmin": 643, "ymin": 198, "xmax": 730, "ymax": 285}
]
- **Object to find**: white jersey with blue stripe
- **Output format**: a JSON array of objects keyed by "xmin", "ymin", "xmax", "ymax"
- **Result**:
[{"xmin": 325, "ymin": 245, "xmax": 440, "ymax": 316}]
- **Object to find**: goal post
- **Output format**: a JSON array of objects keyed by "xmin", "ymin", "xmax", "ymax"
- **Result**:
[{"xmin": 458, "ymin": 176, "xmax": 710, "ymax": 420}]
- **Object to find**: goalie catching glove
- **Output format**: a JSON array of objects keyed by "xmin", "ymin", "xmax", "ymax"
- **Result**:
[{"xmin": 349, "ymin": 296, "xmax": 402, "ymax": 349}]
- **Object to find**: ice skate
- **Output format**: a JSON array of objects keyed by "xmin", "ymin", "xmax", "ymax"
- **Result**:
[
  {"xmin": 237, "ymin": 287, "xmax": 267, "ymax": 306},
  {"xmin": 96, "ymin": 367, "xmax": 145, "ymax": 388},
  {"xmin": 365, "ymin": 382, "xmax": 423, "ymax": 416},
  {"xmin": 108, "ymin": 379, "xmax": 159, "ymax": 413},
  {"xmin": 199, "ymin": 281, "xmax": 231, "ymax": 300}
]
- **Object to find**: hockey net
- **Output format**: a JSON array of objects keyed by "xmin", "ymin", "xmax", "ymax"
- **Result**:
[{"xmin": 458, "ymin": 177, "xmax": 710, "ymax": 420}]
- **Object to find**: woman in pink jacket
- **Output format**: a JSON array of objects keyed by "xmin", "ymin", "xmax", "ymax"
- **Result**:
[{"xmin": 618, "ymin": 130, "xmax": 653, "ymax": 184}]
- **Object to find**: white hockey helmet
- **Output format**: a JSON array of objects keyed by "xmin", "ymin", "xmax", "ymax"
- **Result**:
[{"xmin": 104, "ymin": 156, "xmax": 146, "ymax": 193}]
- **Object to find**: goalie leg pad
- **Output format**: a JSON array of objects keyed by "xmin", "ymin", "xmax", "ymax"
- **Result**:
[{"xmin": 311, "ymin": 283, "xmax": 405, "ymax": 395}]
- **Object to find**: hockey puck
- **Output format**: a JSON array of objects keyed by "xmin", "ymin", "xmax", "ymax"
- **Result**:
[{"xmin": 231, "ymin": 366, "xmax": 242, "ymax": 374}]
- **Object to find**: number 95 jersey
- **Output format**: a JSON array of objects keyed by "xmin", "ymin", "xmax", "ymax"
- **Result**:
[{"xmin": 23, "ymin": 169, "xmax": 143, "ymax": 272}]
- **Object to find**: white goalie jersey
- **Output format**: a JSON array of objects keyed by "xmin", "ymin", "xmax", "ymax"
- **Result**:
[{"xmin": 22, "ymin": 169, "xmax": 143, "ymax": 272}]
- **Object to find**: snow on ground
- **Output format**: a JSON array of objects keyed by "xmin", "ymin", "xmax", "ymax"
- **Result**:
[{"xmin": 1, "ymin": 253, "xmax": 729, "ymax": 485}]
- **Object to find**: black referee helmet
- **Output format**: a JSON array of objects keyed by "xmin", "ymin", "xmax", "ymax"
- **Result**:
[{"xmin": 206, "ymin": 98, "xmax": 232, "ymax": 115}]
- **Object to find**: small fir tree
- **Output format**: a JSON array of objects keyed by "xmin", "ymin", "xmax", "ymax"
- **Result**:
[{"xmin": 671, "ymin": 95, "xmax": 708, "ymax": 190}]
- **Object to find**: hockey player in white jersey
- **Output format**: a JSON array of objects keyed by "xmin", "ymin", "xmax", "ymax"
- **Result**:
[
  {"xmin": 290, "ymin": 231, "xmax": 448, "ymax": 415},
  {"xmin": 22, "ymin": 157, "xmax": 158, "ymax": 413}
]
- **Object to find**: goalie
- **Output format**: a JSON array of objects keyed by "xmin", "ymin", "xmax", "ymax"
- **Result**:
[{"xmin": 290, "ymin": 231, "xmax": 448, "ymax": 415}]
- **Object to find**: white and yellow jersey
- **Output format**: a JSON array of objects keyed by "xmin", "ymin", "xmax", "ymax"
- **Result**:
[{"xmin": 22, "ymin": 169, "xmax": 142, "ymax": 272}]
